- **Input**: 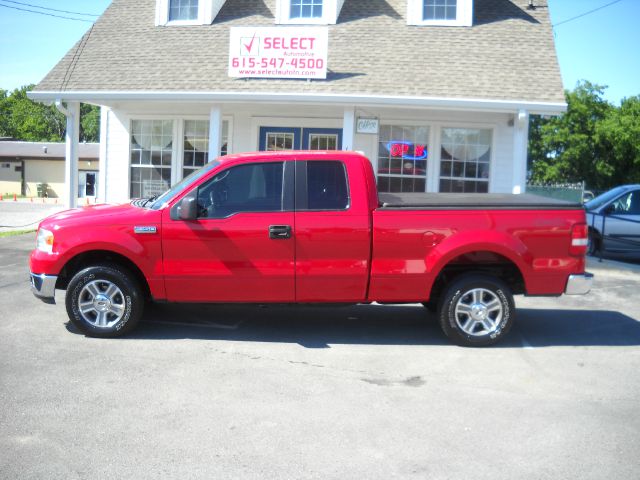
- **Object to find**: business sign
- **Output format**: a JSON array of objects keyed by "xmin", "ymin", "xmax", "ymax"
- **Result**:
[
  {"xmin": 356, "ymin": 118, "xmax": 379, "ymax": 134},
  {"xmin": 385, "ymin": 141, "xmax": 428, "ymax": 160},
  {"xmin": 229, "ymin": 27, "xmax": 328, "ymax": 79}
]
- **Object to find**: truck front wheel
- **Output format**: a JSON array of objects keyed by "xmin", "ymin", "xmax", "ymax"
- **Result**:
[
  {"xmin": 438, "ymin": 274, "xmax": 514, "ymax": 347},
  {"xmin": 65, "ymin": 264, "xmax": 144, "ymax": 338}
]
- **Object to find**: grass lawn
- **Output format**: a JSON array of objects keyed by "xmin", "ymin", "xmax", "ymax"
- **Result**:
[{"xmin": 0, "ymin": 229, "xmax": 36, "ymax": 238}]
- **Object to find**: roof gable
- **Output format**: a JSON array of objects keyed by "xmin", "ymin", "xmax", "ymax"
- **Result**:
[{"xmin": 34, "ymin": 0, "xmax": 564, "ymax": 104}]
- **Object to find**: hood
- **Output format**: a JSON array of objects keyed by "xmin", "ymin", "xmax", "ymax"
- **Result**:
[{"xmin": 39, "ymin": 202, "xmax": 161, "ymax": 230}]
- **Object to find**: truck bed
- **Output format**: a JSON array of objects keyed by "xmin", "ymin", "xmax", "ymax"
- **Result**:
[{"xmin": 378, "ymin": 193, "xmax": 583, "ymax": 210}]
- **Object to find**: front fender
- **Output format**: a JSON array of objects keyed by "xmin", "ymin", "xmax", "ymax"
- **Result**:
[{"xmin": 30, "ymin": 223, "xmax": 164, "ymax": 298}]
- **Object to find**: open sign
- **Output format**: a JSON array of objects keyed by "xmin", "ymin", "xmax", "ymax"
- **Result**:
[{"xmin": 385, "ymin": 141, "xmax": 428, "ymax": 160}]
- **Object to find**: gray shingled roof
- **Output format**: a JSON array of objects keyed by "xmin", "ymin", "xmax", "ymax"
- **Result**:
[{"xmin": 34, "ymin": 0, "xmax": 564, "ymax": 104}]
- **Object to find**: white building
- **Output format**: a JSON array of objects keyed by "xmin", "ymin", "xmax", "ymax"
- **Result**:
[{"xmin": 29, "ymin": 0, "xmax": 565, "ymax": 207}]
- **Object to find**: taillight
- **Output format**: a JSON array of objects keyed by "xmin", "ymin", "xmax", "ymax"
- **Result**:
[{"xmin": 570, "ymin": 223, "xmax": 588, "ymax": 256}]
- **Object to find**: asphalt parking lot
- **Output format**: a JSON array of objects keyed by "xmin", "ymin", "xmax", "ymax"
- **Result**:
[{"xmin": 1, "ymin": 232, "xmax": 639, "ymax": 480}]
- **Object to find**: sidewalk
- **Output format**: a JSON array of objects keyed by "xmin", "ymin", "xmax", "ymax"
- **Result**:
[{"xmin": 0, "ymin": 201, "xmax": 66, "ymax": 232}]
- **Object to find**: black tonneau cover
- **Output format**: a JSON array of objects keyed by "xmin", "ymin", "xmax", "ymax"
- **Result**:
[{"xmin": 378, "ymin": 193, "xmax": 583, "ymax": 210}]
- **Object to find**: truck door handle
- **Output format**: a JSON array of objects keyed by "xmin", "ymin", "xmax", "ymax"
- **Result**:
[{"xmin": 269, "ymin": 225, "xmax": 292, "ymax": 239}]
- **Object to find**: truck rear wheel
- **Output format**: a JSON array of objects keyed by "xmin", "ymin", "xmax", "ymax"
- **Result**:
[
  {"xmin": 438, "ymin": 274, "xmax": 514, "ymax": 347},
  {"xmin": 65, "ymin": 264, "xmax": 144, "ymax": 338}
]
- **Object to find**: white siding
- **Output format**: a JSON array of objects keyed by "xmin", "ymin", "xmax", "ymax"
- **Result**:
[
  {"xmin": 103, "ymin": 108, "xmax": 131, "ymax": 202},
  {"xmin": 491, "ymin": 121, "xmax": 516, "ymax": 193},
  {"xmin": 100, "ymin": 102, "xmax": 521, "ymax": 202}
]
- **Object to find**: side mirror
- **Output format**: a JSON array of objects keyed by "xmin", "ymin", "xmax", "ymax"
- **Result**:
[
  {"xmin": 603, "ymin": 204, "xmax": 615, "ymax": 215},
  {"xmin": 177, "ymin": 196, "xmax": 197, "ymax": 221}
]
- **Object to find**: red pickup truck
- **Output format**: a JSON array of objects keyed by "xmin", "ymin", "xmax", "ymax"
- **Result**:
[{"xmin": 30, "ymin": 151, "xmax": 592, "ymax": 346}]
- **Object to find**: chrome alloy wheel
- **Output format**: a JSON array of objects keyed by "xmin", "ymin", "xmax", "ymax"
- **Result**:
[
  {"xmin": 454, "ymin": 288, "xmax": 503, "ymax": 337},
  {"xmin": 77, "ymin": 280, "xmax": 126, "ymax": 328}
]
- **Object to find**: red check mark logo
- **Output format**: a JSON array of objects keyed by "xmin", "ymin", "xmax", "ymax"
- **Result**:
[{"xmin": 243, "ymin": 32, "xmax": 257, "ymax": 54}]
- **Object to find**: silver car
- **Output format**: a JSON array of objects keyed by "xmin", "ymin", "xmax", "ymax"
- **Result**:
[{"xmin": 585, "ymin": 185, "xmax": 640, "ymax": 257}]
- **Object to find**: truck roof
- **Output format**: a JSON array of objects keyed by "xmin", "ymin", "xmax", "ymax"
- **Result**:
[{"xmin": 216, "ymin": 150, "xmax": 368, "ymax": 165}]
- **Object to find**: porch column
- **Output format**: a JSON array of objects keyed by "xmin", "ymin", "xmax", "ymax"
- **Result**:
[
  {"xmin": 512, "ymin": 109, "xmax": 529, "ymax": 194},
  {"xmin": 208, "ymin": 105, "xmax": 222, "ymax": 161},
  {"xmin": 97, "ymin": 106, "xmax": 109, "ymax": 202},
  {"xmin": 342, "ymin": 107, "xmax": 355, "ymax": 151},
  {"xmin": 64, "ymin": 101, "xmax": 80, "ymax": 208}
]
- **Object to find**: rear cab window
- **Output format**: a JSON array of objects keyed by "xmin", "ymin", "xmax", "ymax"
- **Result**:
[{"xmin": 304, "ymin": 161, "xmax": 350, "ymax": 211}]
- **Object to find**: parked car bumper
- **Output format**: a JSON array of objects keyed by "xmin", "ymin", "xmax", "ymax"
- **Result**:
[
  {"xmin": 565, "ymin": 272, "xmax": 594, "ymax": 295},
  {"xmin": 30, "ymin": 272, "xmax": 57, "ymax": 304}
]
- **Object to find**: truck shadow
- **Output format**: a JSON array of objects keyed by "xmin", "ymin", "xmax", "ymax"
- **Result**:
[{"xmin": 112, "ymin": 303, "xmax": 640, "ymax": 348}]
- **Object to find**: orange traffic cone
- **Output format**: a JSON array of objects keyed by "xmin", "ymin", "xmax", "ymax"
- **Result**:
[
  {"xmin": 13, "ymin": 193, "xmax": 17, "ymax": 201},
  {"xmin": 0, "ymin": 194, "xmax": 3, "ymax": 201}
]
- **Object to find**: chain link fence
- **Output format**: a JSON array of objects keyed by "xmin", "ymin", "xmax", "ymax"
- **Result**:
[{"xmin": 526, "ymin": 182, "xmax": 585, "ymax": 203}]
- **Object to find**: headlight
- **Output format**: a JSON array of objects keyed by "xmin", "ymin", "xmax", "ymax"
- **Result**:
[{"xmin": 36, "ymin": 228, "xmax": 54, "ymax": 254}]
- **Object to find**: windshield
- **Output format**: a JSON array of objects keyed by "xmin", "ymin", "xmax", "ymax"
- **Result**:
[
  {"xmin": 148, "ymin": 161, "xmax": 221, "ymax": 210},
  {"xmin": 585, "ymin": 186, "xmax": 628, "ymax": 211}
]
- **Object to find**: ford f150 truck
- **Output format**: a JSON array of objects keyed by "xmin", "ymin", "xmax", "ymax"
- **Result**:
[{"xmin": 29, "ymin": 151, "xmax": 593, "ymax": 346}]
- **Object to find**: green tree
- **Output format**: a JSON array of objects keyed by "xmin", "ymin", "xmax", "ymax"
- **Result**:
[
  {"xmin": 596, "ymin": 96, "xmax": 640, "ymax": 186},
  {"xmin": 5, "ymin": 85, "xmax": 66, "ymax": 141},
  {"xmin": 80, "ymin": 103, "xmax": 100, "ymax": 143},
  {"xmin": 528, "ymin": 81, "xmax": 614, "ymax": 190},
  {"xmin": 0, "ymin": 84, "xmax": 100, "ymax": 142},
  {"xmin": 0, "ymin": 89, "xmax": 10, "ymax": 137}
]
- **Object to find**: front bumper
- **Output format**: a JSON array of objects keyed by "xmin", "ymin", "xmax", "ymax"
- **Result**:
[
  {"xmin": 30, "ymin": 272, "xmax": 58, "ymax": 304},
  {"xmin": 565, "ymin": 272, "xmax": 594, "ymax": 295}
]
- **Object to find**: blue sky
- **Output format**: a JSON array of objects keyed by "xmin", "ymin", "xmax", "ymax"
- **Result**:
[{"xmin": 0, "ymin": 0, "xmax": 638, "ymax": 104}]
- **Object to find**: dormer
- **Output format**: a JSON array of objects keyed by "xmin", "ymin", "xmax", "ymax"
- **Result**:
[
  {"xmin": 155, "ymin": 0, "xmax": 227, "ymax": 26},
  {"xmin": 275, "ymin": 0, "xmax": 346, "ymax": 25},
  {"xmin": 407, "ymin": 0, "xmax": 473, "ymax": 27}
]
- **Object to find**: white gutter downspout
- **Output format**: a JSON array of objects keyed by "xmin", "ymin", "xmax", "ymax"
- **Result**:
[{"xmin": 55, "ymin": 99, "xmax": 80, "ymax": 208}]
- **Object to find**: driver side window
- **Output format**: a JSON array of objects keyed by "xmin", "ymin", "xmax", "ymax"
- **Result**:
[
  {"xmin": 196, "ymin": 162, "xmax": 285, "ymax": 218},
  {"xmin": 611, "ymin": 191, "xmax": 640, "ymax": 215}
]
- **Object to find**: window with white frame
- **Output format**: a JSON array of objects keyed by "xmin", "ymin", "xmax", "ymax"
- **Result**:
[
  {"xmin": 169, "ymin": 0, "xmax": 198, "ymax": 21},
  {"xmin": 290, "ymin": 0, "xmax": 323, "ymax": 19},
  {"xmin": 439, "ymin": 127, "xmax": 491, "ymax": 193},
  {"xmin": 377, "ymin": 125, "xmax": 429, "ymax": 193},
  {"xmin": 182, "ymin": 119, "xmax": 230, "ymax": 179},
  {"xmin": 156, "ymin": 0, "xmax": 225, "ymax": 26},
  {"xmin": 275, "ymin": 0, "xmax": 343, "ymax": 24},
  {"xmin": 424, "ymin": 0, "xmax": 456, "ymax": 21},
  {"xmin": 183, "ymin": 120, "xmax": 209, "ymax": 178},
  {"xmin": 130, "ymin": 118, "xmax": 232, "ymax": 198},
  {"xmin": 130, "ymin": 120, "xmax": 173, "ymax": 199},
  {"xmin": 407, "ymin": 0, "xmax": 473, "ymax": 26},
  {"xmin": 309, "ymin": 133, "xmax": 338, "ymax": 150}
]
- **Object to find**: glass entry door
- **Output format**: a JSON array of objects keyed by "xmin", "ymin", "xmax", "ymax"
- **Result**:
[
  {"xmin": 78, "ymin": 171, "xmax": 98, "ymax": 198},
  {"xmin": 259, "ymin": 127, "xmax": 342, "ymax": 151}
]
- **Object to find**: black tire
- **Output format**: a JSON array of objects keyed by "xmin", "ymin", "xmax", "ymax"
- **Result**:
[
  {"xmin": 65, "ymin": 264, "xmax": 144, "ymax": 338},
  {"xmin": 587, "ymin": 229, "xmax": 600, "ymax": 256},
  {"xmin": 438, "ymin": 274, "xmax": 514, "ymax": 347}
]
